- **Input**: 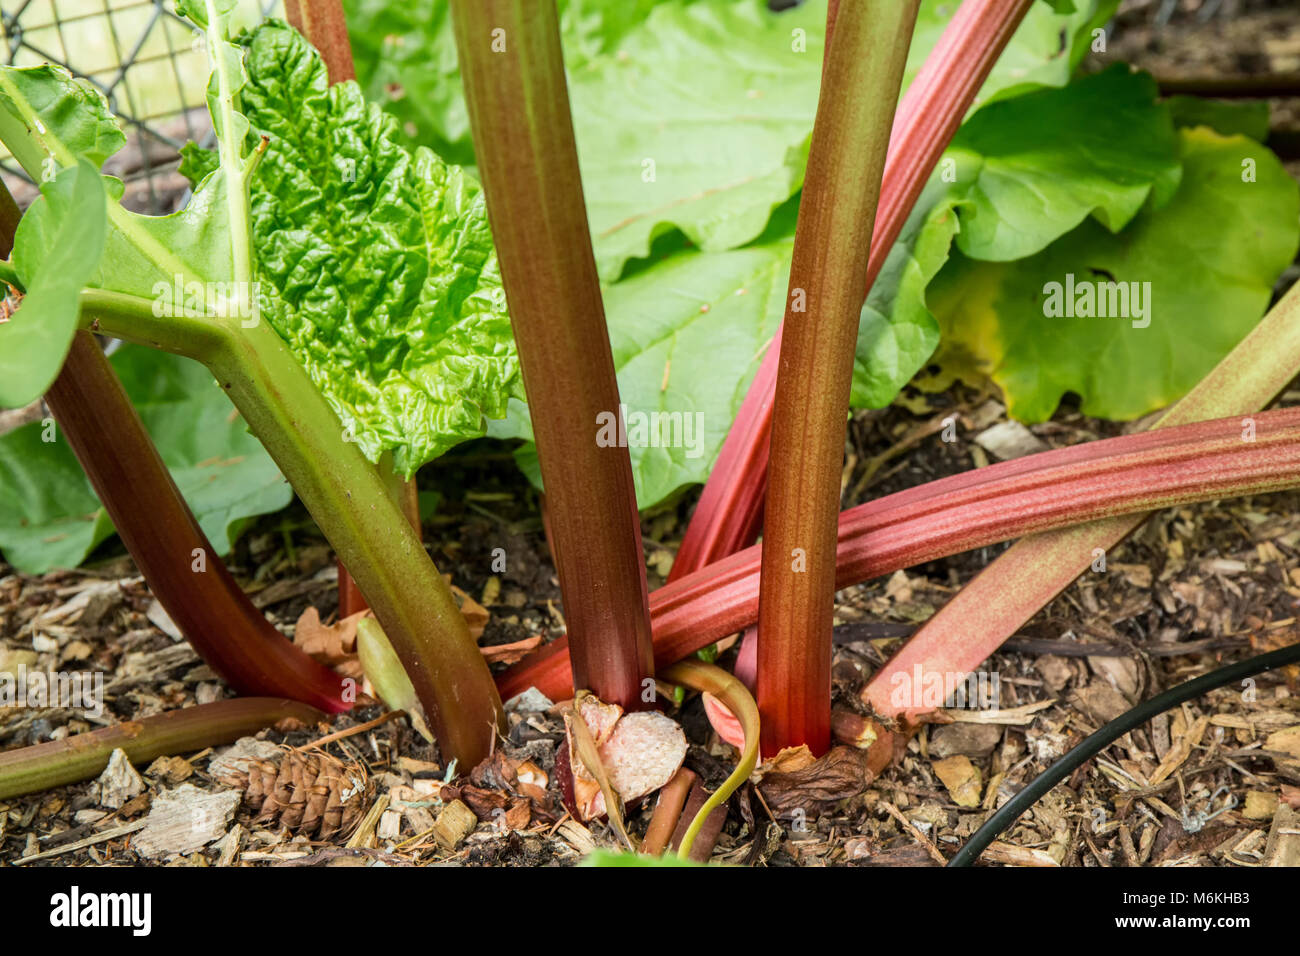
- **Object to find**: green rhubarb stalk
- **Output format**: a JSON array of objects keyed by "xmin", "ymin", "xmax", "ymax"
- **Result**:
[
  {"xmin": 861, "ymin": 278, "xmax": 1300, "ymax": 720},
  {"xmin": 0, "ymin": 698, "xmax": 322, "ymax": 800},
  {"xmin": 758, "ymin": 0, "xmax": 920, "ymax": 756},
  {"xmin": 449, "ymin": 0, "xmax": 654, "ymax": 708},
  {"xmin": 45, "ymin": 329, "xmax": 349, "ymax": 712},
  {"xmin": 81, "ymin": 294, "xmax": 504, "ymax": 766}
]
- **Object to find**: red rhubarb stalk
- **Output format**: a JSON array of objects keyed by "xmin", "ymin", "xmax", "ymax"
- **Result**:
[
  {"xmin": 861, "ymin": 279, "xmax": 1300, "ymax": 720},
  {"xmin": 44, "ymin": 332, "xmax": 350, "ymax": 712},
  {"xmin": 0, "ymin": 174, "xmax": 345, "ymax": 714},
  {"xmin": 450, "ymin": 0, "xmax": 654, "ymax": 708},
  {"xmin": 499, "ymin": 405, "xmax": 1300, "ymax": 702},
  {"xmin": 757, "ymin": 0, "xmax": 919, "ymax": 755},
  {"xmin": 670, "ymin": 0, "xmax": 1035, "ymax": 582},
  {"xmin": 283, "ymin": 0, "xmax": 356, "ymax": 82}
]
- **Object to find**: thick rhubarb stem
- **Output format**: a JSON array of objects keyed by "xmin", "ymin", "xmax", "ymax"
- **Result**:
[
  {"xmin": 499, "ymin": 405, "xmax": 1300, "ymax": 702},
  {"xmin": 449, "ymin": 0, "xmax": 654, "ymax": 708},
  {"xmin": 0, "ymin": 698, "xmax": 322, "ymax": 800},
  {"xmin": 670, "ymin": 0, "xmax": 1035, "ymax": 582},
  {"xmin": 81, "ymin": 295, "xmax": 504, "ymax": 768},
  {"xmin": 861, "ymin": 279, "xmax": 1300, "ymax": 719},
  {"xmin": 758, "ymin": 0, "xmax": 919, "ymax": 755},
  {"xmin": 45, "ymin": 332, "xmax": 349, "ymax": 712}
]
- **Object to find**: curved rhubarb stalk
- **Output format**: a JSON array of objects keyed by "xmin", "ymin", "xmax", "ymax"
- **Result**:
[
  {"xmin": 500, "ymin": 405, "xmax": 1300, "ymax": 701},
  {"xmin": 0, "ymin": 697, "xmax": 322, "ymax": 800},
  {"xmin": 81, "ymin": 291, "xmax": 505, "ymax": 768},
  {"xmin": 45, "ymin": 332, "xmax": 349, "ymax": 713},
  {"xmin": 670, "ymin": 0, "xmax": 1035, "ymax": 581},
  {"xmin": 862, "ymin": 279, "xmax": 1300, "ymax": 719}
]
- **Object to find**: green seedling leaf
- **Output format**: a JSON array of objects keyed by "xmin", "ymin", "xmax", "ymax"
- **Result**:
[
  {"xmin": 926, "ymin": 128, "xmax": 1300, "ymax": 422},
  {"xmin": 0, "ymin": 159, "xmax": 106, "ymax": 407},
  {"xmin": 659, "ymin": 658, "xmax": 759, "ymax": 860},
  {"xmin": 186, "ymin": 21, "xmax": 519, "ymax": 477},
  {"xmin": 0, "ymin": 345, "xmax": 290, "ymax": 574}
]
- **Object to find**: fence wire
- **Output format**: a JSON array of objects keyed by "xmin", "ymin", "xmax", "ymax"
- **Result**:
[{"xmin": 0, "ymin": 0, "xmax": 278, "ymax": 214}]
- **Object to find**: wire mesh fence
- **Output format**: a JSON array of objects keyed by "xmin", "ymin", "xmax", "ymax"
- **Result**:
[{"xmin": 0, "ymin": 0, "xmax": 278, "ymax": 213}]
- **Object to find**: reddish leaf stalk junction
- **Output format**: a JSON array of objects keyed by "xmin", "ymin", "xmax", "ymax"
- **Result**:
[
  {"xmin": 0, "ymin": 178, "xmax": 346, "ymax": 713},
  {"xmin": 498, "ymin": 405, "xmax": 1300, "ymax": 703},
  {"xmin": 757, "ymin": 0, "xmax": 920, "ymax": 755},
  {"xmin": 669, "ymin": 0, "xmax": 1036, "ymax": 582},
  {"xmin": 45, "ymin": 332, "xmax": 349, "ymax": 712},
  {"xmin": 450, "ymin": 0, "xmax": 654, "ymax": 708}
]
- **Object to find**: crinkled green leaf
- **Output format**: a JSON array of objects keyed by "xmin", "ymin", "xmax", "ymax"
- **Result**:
[
  {"xmin": 926, "ymin": 128, "xmax": 1300, "ymax": 423},
  {"xmin": 0, "ymin": 159, "xmax": 106, "ymax": 407},
  {"xmin": 943, "ymin": 66, "xmax": 1181, "ymax": 262},
  {"xmin": 341, "ymin": 0, "xmax": 472, "ymax": 166},
  {"xmin": 0, "ymin": 345, "xmax": 291, "ymax": 574},
  {"xmin": 197, "ymin": 21, "xmax": 518, "ymax": 477}
]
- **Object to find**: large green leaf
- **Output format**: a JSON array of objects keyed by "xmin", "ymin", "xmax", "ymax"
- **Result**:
[
  {"xmin": 345, "ymin": 0, "xmax": 1119, "ymax": 281},
  {"xmin": 1166, "ymin": 95, "xmax": 1270, "ymax": 142},
  {"xmin": 490, "ymin": 236, "xmax": 792, "ymax": 505},
  {"xmin": 0, "ymin": 159, "xmax": 106, "ymax": 407},
  {"xmin": 943, "ymin": 65, "xmax": 1181, "ymax": 262},
  {"xmin": 182, "ymin": 21, "xmax": 520, "ymax": 478},
  {"xmin": 926, "ymin": 128, "xmax": 1300, "ymax": 422},
  {"xmin": 494, "ymin": 59, "xmax": 1182, "ymax": 503},
  {"xmin": 0, "ymin": 345, "xmax": 291, "ymax": 575},
  {"xmin": 853, "ymin": 65, "xmax": 1183, "ymax": 408}
]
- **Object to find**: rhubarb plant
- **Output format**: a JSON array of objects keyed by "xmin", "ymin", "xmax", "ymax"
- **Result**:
[{"xmin": 0, "ymin": 2, "xmax": 510, "ymax": 766}]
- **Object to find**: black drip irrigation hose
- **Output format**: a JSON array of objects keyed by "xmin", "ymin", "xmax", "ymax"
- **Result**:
[{"xmin": 947, "ymin": 641, "xmax": 1300, "ymax": 867}]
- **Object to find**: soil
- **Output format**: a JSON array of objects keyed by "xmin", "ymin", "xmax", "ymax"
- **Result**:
[{"xmin": 3, "ymin": 0, "xmax": 1300, "ymax": 868}]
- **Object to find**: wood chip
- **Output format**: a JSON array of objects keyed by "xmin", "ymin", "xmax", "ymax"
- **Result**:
[{"xmin": 131, "ymin": 784, "xmax": 241, "ymax": 859}]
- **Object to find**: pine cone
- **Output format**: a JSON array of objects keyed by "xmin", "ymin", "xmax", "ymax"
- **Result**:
[{"xmin": 220, "ymin": 748, "xmax": 371, "ymax": 841}]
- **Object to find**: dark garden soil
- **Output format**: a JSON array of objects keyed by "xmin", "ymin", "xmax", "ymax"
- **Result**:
[{"xmin": 2, "ymin": 0, "xmax": 1300, "ymax": 867}]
